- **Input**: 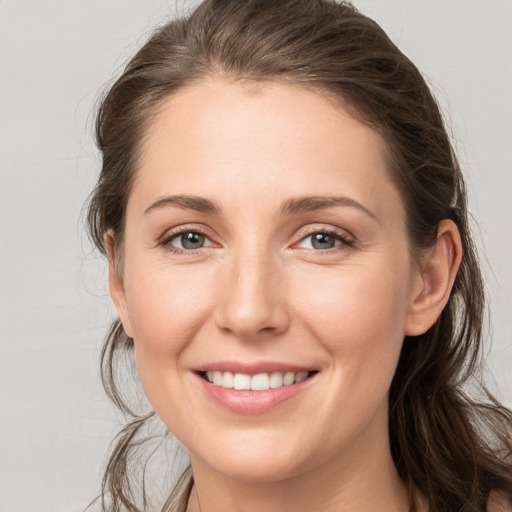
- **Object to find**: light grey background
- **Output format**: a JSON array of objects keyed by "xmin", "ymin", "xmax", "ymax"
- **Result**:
[{"xmin": 1, "ymin": 1, "xmax": 511, "ymax": 511}]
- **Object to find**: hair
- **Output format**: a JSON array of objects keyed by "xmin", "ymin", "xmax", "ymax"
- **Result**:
[{"xmin": 86, "ymin": 1, "xmax": 512, "ymax": 511}]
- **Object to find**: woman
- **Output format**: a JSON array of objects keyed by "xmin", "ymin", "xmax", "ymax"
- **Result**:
[{"xmin": 87, "ymin": 1, "xmax": 512, "ymax": 511}]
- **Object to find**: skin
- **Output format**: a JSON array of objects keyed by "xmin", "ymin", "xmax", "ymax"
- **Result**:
[{"xmin": 109, "ymin": 78, "xmax": 462, "ymax": 512}]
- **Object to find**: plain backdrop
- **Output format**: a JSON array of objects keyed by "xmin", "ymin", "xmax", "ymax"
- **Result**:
[{"xmin": 1, "ymin": 1, "xmax": 511, "ymax": 511}]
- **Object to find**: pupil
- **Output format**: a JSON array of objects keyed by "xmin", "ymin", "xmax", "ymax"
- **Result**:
[
  {"xmin": 182, "ymin": 232, "xmax": 205, "ymax": 249},
  {"xmin": 312, "ymin": 233, "xmax": 335, "ymax": 249}
]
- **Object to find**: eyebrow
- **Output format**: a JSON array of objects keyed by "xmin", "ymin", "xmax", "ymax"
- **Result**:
[
  {"xmin": 144, "ymin": 195, "xmax": 221, "ymax": 215},
  {"xmin": 281, "ymin": 196, "xmax": 379, "ymax": 222},
  {"xmin": 144, "ymin": 194, "xmax": 378, "ymax": 222}
]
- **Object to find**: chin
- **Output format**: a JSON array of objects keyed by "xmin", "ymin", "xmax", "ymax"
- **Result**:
[
  {"xmin": 202, "ymin": 456, "xmax": 308, "ymax": 484},
  {"xmin": 188, "ymin": 432, "xmax": 315, "ymax": 484}
]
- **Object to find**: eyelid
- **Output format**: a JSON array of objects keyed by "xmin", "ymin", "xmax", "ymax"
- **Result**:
[
  {"xmin": 292, "ymin": 224, "xmax": 355, "ymax": 251},
  {"xmin": 158, "ymin": 224, "xmax": 219, "ymax": 251},
  {"xmin": 157, "ymin": 223, "xmax": 355, "ymax": 253},
  {"xmin": 294, "ymin": 224, "xmax": 354, "ymax": 242}
]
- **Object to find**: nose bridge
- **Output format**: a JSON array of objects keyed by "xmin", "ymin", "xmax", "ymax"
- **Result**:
[{"xmin": 216, "ymin": 238, "xmax": 289, "ymax": 337}]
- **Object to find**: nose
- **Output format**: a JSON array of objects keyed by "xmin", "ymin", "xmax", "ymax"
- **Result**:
[{"xmin": 214, "ymin": 249, "xmax": 290, "ymax": 340}]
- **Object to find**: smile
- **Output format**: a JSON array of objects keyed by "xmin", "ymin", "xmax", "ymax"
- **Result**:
[
  {"xmin": 203, "ymin": 370, "xmax": 311, "ymax": 391},
  {"xmin": 197, "ymin": 368, "xmax": 317, "ymax": 414}
]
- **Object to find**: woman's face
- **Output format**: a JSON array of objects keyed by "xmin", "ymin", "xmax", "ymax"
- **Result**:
[{"xmin": 112, "ymin": 79, "xmax": 426, "ymax": 483}]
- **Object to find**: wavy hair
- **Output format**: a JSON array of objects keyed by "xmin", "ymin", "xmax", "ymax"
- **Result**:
[{"xmin": 87, "ymin": 1, "xmax": 512, "ymax": 510}]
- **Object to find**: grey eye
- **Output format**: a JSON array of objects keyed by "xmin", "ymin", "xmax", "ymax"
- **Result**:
[
  {"xmin": 175, "ymin": 231, "xmax": 206, "ymax": 250},
  {"xmin": 310, "ymin": 232, "xmax": 338, "ymax": 250}
]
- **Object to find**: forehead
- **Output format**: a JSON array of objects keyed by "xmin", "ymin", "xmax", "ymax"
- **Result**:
[
  {"xmin": 145, "ymin": 78, "xmax": 383, "ymax": 160},
  {"xmin": 130, "ymin": 78, "xmax": 402, "ymax": 223}
]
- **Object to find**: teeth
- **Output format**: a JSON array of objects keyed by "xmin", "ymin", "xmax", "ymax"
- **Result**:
[
  {"xmin": 283, "ymin": 372, "xmax": 295, "ymax": 385},
  {"xmin": 233, "ymin": 373, "xmax": 251, "ymax": 390},
  {"xmin": 221, "ymin": 371, "xmax": 234, "ymax": 388},
  {"xmin": 295, "ymin": 371, "xmax": 309, "ymax": 383},
  {"xmin": 251, "ymin": 373, "xmax": 270, "ymax": 391},
  {"xmin": 269, "ymin": 371, "xmax": 283, "ymax": 388},
  {"xmin": 204, "ymin": 370, "xmax": 311, "ymax": 390}
]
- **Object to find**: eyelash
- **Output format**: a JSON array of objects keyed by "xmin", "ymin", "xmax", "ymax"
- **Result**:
[
  {"xmin": 160, "ymin": 226, "xmax": 214, "ymax": 254},
  {"xmin": 294, "ymin": 227, "xmax": 354, "ymax": 253},
  {"xmin": 159, "ymin": 226, "xmax": 355, "ymax": 255}
]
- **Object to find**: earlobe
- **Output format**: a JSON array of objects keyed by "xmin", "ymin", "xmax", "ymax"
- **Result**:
[
  {"xmin": 106, "ymin": 232, "xmax": 134, "ymax": 339},
  {"xmin": 405, "ymin": 220, "xmax": 462, "ymax": 336}
]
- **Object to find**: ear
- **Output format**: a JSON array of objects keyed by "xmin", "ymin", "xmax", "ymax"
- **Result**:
[
  {"xmin": 106, "ymin": 232, "xmax": 134, "ymax": 339},
  {"xmin": 405, "ymin": 219, "xmax": 463, "ymax": 336}
]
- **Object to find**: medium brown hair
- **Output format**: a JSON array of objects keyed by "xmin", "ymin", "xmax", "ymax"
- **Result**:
[{"xmin": 87, "ymin": 1, "xmax": 512, "ymax": 510}]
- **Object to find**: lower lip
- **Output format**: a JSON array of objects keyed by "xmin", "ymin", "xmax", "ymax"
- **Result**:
[{"xmin": 196, "ymin": 373, "xmax": 315, "ymax": 414}]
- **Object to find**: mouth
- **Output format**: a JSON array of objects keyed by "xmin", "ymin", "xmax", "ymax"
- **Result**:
[
  {"xmin": 198, "ymin": 370, "xmax": 317, "ymax": 391},
  {"xmin": 195, "ymin": 365, "xmax": 318, "ymax": 414}
]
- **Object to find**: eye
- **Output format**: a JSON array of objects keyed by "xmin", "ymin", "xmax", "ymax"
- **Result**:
[
  {"xmin": 296, "ymin": 230, "xmax": 353, "ymax": 251},
  {"xmin": 163, "ymin": 230, "xmax": 213, "ymax": 252}
]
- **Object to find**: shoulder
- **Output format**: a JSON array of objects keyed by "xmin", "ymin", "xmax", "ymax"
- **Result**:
[{"xmin": 487, "ymin": 490, "xmax": 512, "ymax": 512}]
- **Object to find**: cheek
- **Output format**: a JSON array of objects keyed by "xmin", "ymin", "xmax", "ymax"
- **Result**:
[
  {"xmin": 123, "ymin": 262, "xmax": 214, "ymax": 375},
  {"xmin": 294, "ymin": 261, "xmax": 411, "ymax": 395},
  {"xmin": 292, "ymin": 263, "xmax": 410, "ymax": 442},
  {"xmin": 122, "ymin": 262, "xmax": 217, "ymax": 418},
  {"xmin": 296, "ymin": 263, "xmax": 410, "ymax": 340}
]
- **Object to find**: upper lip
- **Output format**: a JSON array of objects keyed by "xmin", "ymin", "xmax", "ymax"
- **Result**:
[{"xmin": 195, "ymin": 361, "xmax": 316, "ymax": 375}]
